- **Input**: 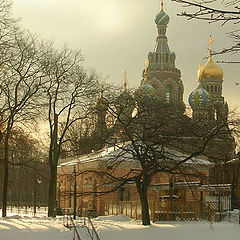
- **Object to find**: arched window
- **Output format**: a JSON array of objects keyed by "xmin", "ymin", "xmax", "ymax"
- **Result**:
[
  {"xmin": 165, "ymin": 53, "xmax": 168, "ymax": 63},
  {"xmin": 215, "ymin": 85, "xmax": 217, "ymax": 93},
  {"xmin": 155, "ymin": 54, "xmax": 158, "ymax": 63},
  {"xmin": 166, "ymin": 84, "xmax": 173, "ymax": 104},
  {"xmin": 206, "ymin": 85, "xmax": 209, "ymax": 92},
  {"xmin": 210, "ymin": 85, "xmax": 213, "ymax": 93}
]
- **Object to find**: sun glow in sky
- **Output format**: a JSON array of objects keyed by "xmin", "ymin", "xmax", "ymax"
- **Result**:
[
  {"xmin": 12, "ymin": 0, "xmax": 240, "ymax": 108},
  {"xmin": 96, "ymin": 2, "xmax": 121, "ymax": 30}
]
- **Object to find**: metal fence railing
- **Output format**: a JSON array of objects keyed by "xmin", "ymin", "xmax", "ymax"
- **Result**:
[{"xmin": 63, "ymin": 209, "xmax": 100, "ymax": 240}]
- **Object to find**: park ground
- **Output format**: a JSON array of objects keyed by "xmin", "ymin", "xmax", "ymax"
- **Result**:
[{"xmin": 0, "ymin": 211, "xmax": 240, "ymax": 240}]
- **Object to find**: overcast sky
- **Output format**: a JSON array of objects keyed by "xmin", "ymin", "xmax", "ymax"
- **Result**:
[{"xmin": 12, "ymin": 0, "xmax": 240, "ymax": 108}]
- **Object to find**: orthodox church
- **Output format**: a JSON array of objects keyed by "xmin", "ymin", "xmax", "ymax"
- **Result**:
[
  {"xmin": 137, "ymin": 2, "xmax": 227, "ymax": 123},
  {"xmin": 89, "ymin": 1, "xmax": 234, "ymax": 161},
  {"xmin": 57, "ymin": 2, "xmax": 237, "ymax": 217}
]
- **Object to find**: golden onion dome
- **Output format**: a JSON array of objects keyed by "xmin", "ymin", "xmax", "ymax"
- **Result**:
[{"xmin": 198, "ymin": 56, "xmax": 223, "ymax": 81}]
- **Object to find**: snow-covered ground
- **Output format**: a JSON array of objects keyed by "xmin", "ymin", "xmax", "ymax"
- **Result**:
[
  {"xmin": 0, "ymin": 212, "xmax": 240, "ymax": 240},
  {"xmin": 93, "ymin": 215, "xmax": 240, "ymax": 240},
  {"xmin": 0, "ymin": 215, "xmax": 72, "ymax": 240}
]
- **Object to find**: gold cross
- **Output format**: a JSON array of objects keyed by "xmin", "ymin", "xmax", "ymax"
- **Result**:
[
  {"xmin": 209, "ymin": 35, "xmax": 213, "ymax": 57},
  {"xmin": 100, "ymin": 78, "xmax": 104, "ymax": 97},
  {"xmin": 123, "ymin": 70, "xmax": 127, "ymax": 91},
  {"xmin": 161, "ymin": 0, "xmax": 164, "ymax": 11},
  {"xmin": 144, "ymin": 58, "xmax": 148, "ymax": 81}
]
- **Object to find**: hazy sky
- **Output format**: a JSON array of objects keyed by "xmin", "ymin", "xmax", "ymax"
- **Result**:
[{"xmin": 12, "ymin": 0, "xmax": 240, "ymax": 108}]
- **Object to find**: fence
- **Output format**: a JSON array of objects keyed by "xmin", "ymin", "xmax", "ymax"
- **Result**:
[
  {"xmin": 104, "ymin": 200, "xmax": 226, "ymax": 222},
  {"xmin": 63, "ymin": 209, "xmax": 101, "ymax": 240},
  {"xmin": 205, "ymin": 195, "xmax": 231, "ymax": 211},
  {"xmin": 105, "ymin": 201, "xmax": 142, "ymax": 219},
  {"xmin": 0, "ymin": 202, "xmax": 48, "ymax": 215}
]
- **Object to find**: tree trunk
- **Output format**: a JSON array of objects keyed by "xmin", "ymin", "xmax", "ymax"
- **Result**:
[
  {"xmin": 48, "ymin": 114, "xmax": 59, "ymax": 217},
  {"xmin": 2, "ymin": 133, "xmax": 10, "ymax": 217},
  {"xmin": 48, "ymin": 164, "xmax": 57, "ymax": 217},
  {"xmin": 136, "ymin": 179, "xmax": 151, "ymax": 225}
]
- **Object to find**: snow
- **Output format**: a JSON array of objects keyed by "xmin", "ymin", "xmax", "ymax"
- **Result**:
[
  {"xmin": 0, "ymin": 212, "xmax": 240, "ymax": 240},
  {"xmin": 92, "ymin": 215, "xmax": 240, "ymax": 240},
  {"xmin": 0, "ymin": 215, "xmax": 72, "ymax": 240}
]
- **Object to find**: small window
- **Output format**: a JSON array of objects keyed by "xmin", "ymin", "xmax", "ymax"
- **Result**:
[
  {"xmin": 165, "ymin": 53, "xmax": 168, "ymax": 63},
  {"xmin": 210, "ymin": 85, "xmax": 213, "ymax": 93},
  {"xmin": 118, "ymin": 187, "xmax": 130, "ymax": 201},
  {"xmin": 165, "ymin": 84, "xmax": 173, "ymax": 104}
]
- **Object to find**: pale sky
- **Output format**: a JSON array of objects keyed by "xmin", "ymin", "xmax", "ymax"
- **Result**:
[{"xmin": 12, "ymin": 0, "xmax": 240, "ymax": 108}]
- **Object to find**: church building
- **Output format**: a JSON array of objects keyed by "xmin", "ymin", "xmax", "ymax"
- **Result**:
[{"xmin": 56, "ymin": 2, "xmax": 237, "ymax": 219}]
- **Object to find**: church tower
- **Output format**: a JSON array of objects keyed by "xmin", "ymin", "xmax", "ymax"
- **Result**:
[
  {"xmin": 189, "ymin": 36, "xmax": 228, "ymax": 122},
  {"xmin": 142, "ymin": 1, "xmax": 184, "ymax": 110},
  {"xmin": 92, "ymin": 80, "xmax": 108, "ymax": 150}
]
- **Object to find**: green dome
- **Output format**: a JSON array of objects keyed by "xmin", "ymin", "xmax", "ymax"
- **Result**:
[
  {"xmin": 155, "ymin": 10, "xmax": 170, "ymax": 25},
  {"xmin": 135, "ymin": 84, "xmax": 158, "ymax": 102},
  {"xmin": 189, "ymin": 86, "xmax": 212, "ymax": 108}
]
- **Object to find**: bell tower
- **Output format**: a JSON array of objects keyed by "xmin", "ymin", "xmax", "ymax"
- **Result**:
[{"xmin": 142, "ymin": 0, "xmax": 184, "ymax": 109}]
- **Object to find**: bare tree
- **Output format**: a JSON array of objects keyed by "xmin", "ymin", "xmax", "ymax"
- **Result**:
[
  {"xmin": 2, "ymin": 127, "xmax": 49, "ymax": 207},
  {"xmin": 82, "ymin": 94, "xmax": 236, "ymax": 225},
  {"xmin": 0, "ymin": 29, "xmax": 49, "ymax": 217},
  {"xmin": 172, "ymin": 0, "xmax": 240, "ymax": 62},
  {"xmin": 41, "ymin": 46, "xmax": 99, "ymax": 217}
]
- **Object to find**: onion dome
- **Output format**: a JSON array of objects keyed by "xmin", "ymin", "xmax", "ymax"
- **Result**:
[
  {"xmin": 135, "ymin": 84, "xmax": 158, "ymax": 102},
  {"xmin": 96, "ymin": 97, "xmax": 108, "ymax": 112},
  {"xmin": 189, "ymin": 86, "xmax": 212, "ymax": 108},
  {"xmin": 116, "ymin": 91, "xmax": 135, "ymax": 106},
  {"xmin": 115, "ymin": 91, "xmax": 135, "ymax": 112},
  {"xmin": 115, "ymin": 91, "xmax": 135, "ymax": 122},
  {"xmin": 155, "ymin": 9, "xmax": 170, "ymax": 26},
  {"xmin": 198, "ymin": 56, "xmax": 223, "ymax": 81}
]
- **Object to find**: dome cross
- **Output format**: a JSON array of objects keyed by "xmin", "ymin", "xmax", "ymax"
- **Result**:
[
  {"xmin": 209, "ymin": 35, "xmax": 213, "ymax": 57},
  {"xmin": 161, "ymin": 0, "xmax": 164, "ymax": 11},
  {"xmin": 123, "ymin": 70, "xmax": 127, "ymax": 91},
  {"xmin": 144, "ymin": 58, "xmax": 148, "ymax": 81},
  {"xmin": 100, "ymin": 78, "xmax": 104, "ymax": 97}
]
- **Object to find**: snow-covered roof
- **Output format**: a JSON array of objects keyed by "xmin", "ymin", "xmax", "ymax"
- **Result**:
[
  {"xmin": 58, "ymin": 143, "xmax": 212, "ymax": 168},
  {"xmin": 199, "ymin": 184, "xmax": 232, "ymax": 192}
]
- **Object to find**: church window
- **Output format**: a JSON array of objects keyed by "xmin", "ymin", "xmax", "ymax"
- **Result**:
[
  {"xmin": 206, "ymin": 85, "xmax": 209, "ymax": 92},
  {"xmin": 165, "ymin": 84, "xmax": 173, "ymax": 104},
  {"xmin": 215, "ymin": 85, "xmax": 217, "ymax": 93},
  {"xmin": 218, "ymin": 86, "xmax": 221, "ymax": 93},
  {"xmin": 165, "ymin": 53, "xmax": 168, "ymax": 63},
  {"xmin": 210, "ymin": 85, "xmax": 213, "ymax": 93},
  {"xmin": 155, "ymin": 54, "xmax": 158, "ymax": 63}
]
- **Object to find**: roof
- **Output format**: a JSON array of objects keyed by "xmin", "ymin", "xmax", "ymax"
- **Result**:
[
  {"xmin": 58, "ymin": 143, "xmax": 212, "ymax": 168},
  {"xmin": 199, "ymin": 184, "xmax": 232, "ymax": 192}
]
